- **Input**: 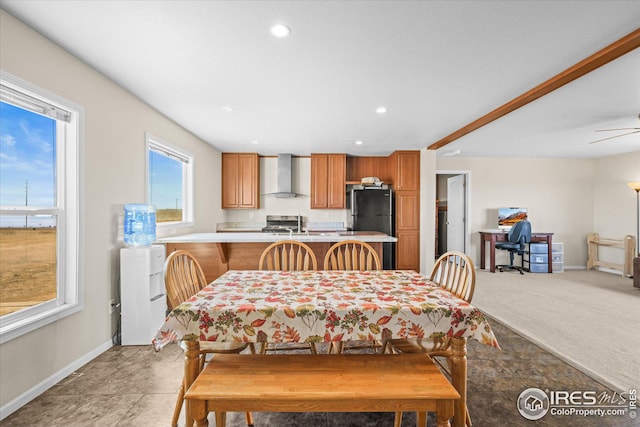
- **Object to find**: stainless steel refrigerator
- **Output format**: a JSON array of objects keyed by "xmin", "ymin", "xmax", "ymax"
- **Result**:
[{"xmin": 347, "ymin": 186, "xmax": 395, "ymax": 269}]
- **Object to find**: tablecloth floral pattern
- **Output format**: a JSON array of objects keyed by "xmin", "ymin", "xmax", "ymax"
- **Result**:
[{"xmin": 153, "ymin": 270, "xmax": 499, "ymax": 351}]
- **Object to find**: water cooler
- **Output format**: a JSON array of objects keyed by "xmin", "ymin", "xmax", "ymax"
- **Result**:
[{"xmin": 120, "ymin": 245, "xmax": 166, "ymax": 345}]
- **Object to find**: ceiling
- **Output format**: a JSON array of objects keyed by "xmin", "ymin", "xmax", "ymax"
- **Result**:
[{"xmin": 1, "ymin": 1, "xmax": 639, "ymax": 158}]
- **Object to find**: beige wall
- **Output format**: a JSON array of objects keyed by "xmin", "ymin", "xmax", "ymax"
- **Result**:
[
  {"xmin": 433, "ymin": 153, "xmax": 640, "ymax": 269},
  {"xmin": 0, "ymin": 10, "xmax": 221, "ymax": 410},
  {"xmin": 592, "ymin": 151, "xmax": 640, "ymax": 264},
  {"xmin": 435, "ymin": 157, "xmax": 597, "ymax": 268}
]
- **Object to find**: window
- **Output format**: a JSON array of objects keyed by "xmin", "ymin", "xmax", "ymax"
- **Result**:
[
  {"xmin": 0, "ymin": 71, "xmax": 82, "ymax": 343},
  {"xmin": 146, "ymin": 133, "xmax": 193, "ymax": 226}
]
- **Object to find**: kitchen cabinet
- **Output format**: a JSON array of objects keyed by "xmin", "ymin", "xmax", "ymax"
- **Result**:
[
  {"xmin": 396, "ymin": 191, "xmax": 419, "ymax": 230},
  {"xmin": 222, "ymin": 153, "xmax": 260, "ymax": 209},
  {"xmin": 391, "ymin": 151, "xmax": 420, "ymax": 271},
  {"xmin": 310, "ymin": 153, "xmax": 346, "ymax": 209},
  {"xmin": 346, "ymin": 156, "xmax": 392, "ymax": 184},
  {"xmin": 395, "ymin": 230, "xmax": 420, "ymax": 270},
  {"xmin": 390, "ymin": 151, "xmax": 420, "ymax": 191}
]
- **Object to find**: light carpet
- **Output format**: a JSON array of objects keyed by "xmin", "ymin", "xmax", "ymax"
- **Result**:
[{"xmin": 471, "ymin": 268, "xmax": 640, "ymax": 392}]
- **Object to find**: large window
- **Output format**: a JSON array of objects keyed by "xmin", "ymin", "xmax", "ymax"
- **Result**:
[
  {"xmin": 0, "ymin": 71, "xmax": 82, "ymax": 343},
  {"xmin": 146, "ymin": 133, "xmax": 193, "ymax": 226}
]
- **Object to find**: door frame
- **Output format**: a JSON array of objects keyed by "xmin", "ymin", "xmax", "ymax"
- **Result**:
[{"xmin": 436, "ymin": 170, "xmax": 471, "ymax": 255}]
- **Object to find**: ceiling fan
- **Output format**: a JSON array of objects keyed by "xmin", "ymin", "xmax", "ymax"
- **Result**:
[{"xmin": 589, "ymin": 114, "xmax": 640, "ymax": 144}]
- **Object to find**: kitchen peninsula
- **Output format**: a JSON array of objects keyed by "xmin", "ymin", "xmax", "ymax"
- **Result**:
[{"xmin": 158, "ymin": 232, "xmax": 397, "ymax": 283}]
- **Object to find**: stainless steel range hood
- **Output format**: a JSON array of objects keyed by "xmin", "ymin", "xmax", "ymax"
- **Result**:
[{"xmin": 268, "ymin": 153, "xmax": 303, "ymax": 198}]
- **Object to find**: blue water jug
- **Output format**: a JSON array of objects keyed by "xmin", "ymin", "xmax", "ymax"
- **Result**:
[{"xmin": 124, "ymin": 204, "xmax": 156, "ymax": 246}]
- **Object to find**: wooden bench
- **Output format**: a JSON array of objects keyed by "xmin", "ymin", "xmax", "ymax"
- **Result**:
[{"xmin": 185, "ymin": 353, "xmax": 460, "ymax": 427}]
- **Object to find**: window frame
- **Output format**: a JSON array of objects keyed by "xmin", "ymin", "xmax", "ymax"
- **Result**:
[
  {"xmin": 0, "ymin": 70, "xmax": 83, "ymax": 344},
  {"xmin": 145, "ymin": 133, "xmax": 194, "ymax": 229}
]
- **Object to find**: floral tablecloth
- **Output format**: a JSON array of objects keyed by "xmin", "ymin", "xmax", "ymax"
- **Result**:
[{"xmin": 153, "ymin": 270, "xmax": 499, "ymax": 351}]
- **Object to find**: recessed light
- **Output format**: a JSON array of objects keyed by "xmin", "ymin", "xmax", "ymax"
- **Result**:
[
  {"xmin": 251, "ymin": 140, "xmax": 259, "ymax": 145},
  {"xmin": 355, "ymin": 140, "xmax": 363, "ymax": 145},
  {"xmin": 270, "ymin": 24, "xmax": 291, "ymax": 38},
  {"xmin": 222, "ymin": 106, "xmax": 234, "ymax": 112},
  {"xmin": 375, "ymin": 106, "xmax": 387, "ymax": 114}
]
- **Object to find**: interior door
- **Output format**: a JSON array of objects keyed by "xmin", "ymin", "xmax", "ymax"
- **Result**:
[{"xmin": 447, "ymin": 174, "xmax": 466, "ymax": 252}]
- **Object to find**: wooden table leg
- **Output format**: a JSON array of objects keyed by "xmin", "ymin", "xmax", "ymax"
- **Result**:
[
  {"xmin": 479, "ymin": 235, "xmax": 486, "ymax": 270},
  {"xmin": 450, "ymin": 337, "xmax": 467, "ymax": 427},
  {"xmin": 184, "ymin": 339, "xmax": 201, "ymax": 427},
  {"xmin": 489, "ymin": 235, "xmax": 497, "ymax": 272},
  {"xmin": 190, "ymin": 399, "xmax": 208, "ymax": 427},
  {"xmin": 547, "ymin": 235, "xmax": 553, "ymax": 273},
  {"xmin": 435, "ymin": 399, "xmax": 453, "ymax": 427}
]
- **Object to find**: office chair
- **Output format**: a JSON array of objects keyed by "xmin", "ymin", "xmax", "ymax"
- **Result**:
[{"xmin": 496, "ymin": 219, "xmax": 532, "ymax": 274}]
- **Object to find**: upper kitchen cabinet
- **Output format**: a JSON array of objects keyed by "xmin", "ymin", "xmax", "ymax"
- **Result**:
[
  {"xmin": 346, "ymin": 156, "xmax": 392, "ymax": 184},
  {"xmin": 390, "ymin": 151, "xmax": 420, "ymax": 191},
  {"xmin": 222, "ymin": 153, "xmax": 260, "ymax": 209},
  {"xmin": 310, "ymin": 153, "xmax": 346, "ymax": 209}
]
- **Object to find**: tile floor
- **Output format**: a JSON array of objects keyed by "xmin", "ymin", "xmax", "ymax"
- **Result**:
[{"xmin": 1, "ymin": 318, "xmax": 637, "ymax": 427}]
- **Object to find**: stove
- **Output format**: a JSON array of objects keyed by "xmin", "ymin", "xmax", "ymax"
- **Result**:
[{"xmin": 261, "ymin": 215, "xmax": 302, "ymax": 233}]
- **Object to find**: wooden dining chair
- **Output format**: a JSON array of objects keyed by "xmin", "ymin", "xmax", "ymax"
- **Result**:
[
  {"xmin": 258, "ymin": 241, "xmax": 319, "ymax": 354},
  {"xmin": 258, "ymin": 240, "xmax": 318, "ymax": 271},
  {"xmin": 386, "ymin": 251, "xmax": 476, "ymax": 427},
  {"xmin": 164, "ymin": 250, "xmax": 254, "ymax": 427},
  {"xmin": 324, "ymin": 240, "xmax": 382, "ymax": 354},
  {"xmin": 323, "ymin": 239, "xmax": 381, "ymax": 271}
]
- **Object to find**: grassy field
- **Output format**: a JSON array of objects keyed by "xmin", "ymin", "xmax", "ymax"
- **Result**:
[
  {"xmin": 157, "ymin": 208, "xmax": 182, "ymax": 222},
  {"xmin": 0, "ymin": 228, "xmax": 56, "ymax": 316}
]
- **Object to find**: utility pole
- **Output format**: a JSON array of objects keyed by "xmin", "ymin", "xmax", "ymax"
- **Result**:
[{"xmin": 25, "ymin": 179, "xmax": 28, "ymax": 228}]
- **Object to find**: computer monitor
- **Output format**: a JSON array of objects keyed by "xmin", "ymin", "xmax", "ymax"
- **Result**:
[{"xmin": 498, "ymin": 207, "xmax": 528, "ymax": 230}]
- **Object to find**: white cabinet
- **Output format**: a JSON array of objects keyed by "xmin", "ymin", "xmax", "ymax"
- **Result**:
[{"xmin": 120, "ymin": 245, "xmax": 166, "ymax": 345}]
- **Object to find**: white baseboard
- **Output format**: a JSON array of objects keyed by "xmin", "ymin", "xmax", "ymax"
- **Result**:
[{"xmin": 0, "ymin": 339, "xmax": 113, "ymax": 420}]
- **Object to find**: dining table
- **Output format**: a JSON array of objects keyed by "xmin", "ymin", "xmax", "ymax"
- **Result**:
[{"xmin": 153, "ymin": 269, "xmax": 500, "ymax": 427}]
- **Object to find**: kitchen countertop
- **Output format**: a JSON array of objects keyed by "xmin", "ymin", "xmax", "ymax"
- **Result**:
[{"xmin": 157, "ymin": 231, "xmax": 397, "ymax": 244}]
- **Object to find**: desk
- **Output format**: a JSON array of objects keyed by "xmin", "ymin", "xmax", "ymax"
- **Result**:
[
  {"xmin": 479, "ymin": 230, "xmax": 554, "ymax": 273},
  {"xmin": 153, "ymin": 270, "xmax": 499, "ymax": 427}
]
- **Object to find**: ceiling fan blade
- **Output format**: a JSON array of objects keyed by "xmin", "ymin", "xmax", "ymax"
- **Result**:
[
  {"xmin": 589, "ymin": 130, "xmax": 640, "ymax": 144},
  {"xmin": 594, "ymin": 127, "xmax": 640, "ymax": 132}
]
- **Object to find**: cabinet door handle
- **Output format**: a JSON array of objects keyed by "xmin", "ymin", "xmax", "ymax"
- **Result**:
[{"xmin": 150, "ymin": 294, "xmax": 165, "ymax": 302}]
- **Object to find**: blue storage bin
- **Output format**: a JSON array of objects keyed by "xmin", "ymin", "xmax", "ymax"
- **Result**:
[
  {"xmin": 529, "ymin": 243, "xmax": 548, "ymax": 253},
  {"xmin": 529, "ymin": 263, "xmax": 548, "ymax": 273},
  {"xmin": 530, "ymin": 254, "xmax": 548, "ymax": 264}
]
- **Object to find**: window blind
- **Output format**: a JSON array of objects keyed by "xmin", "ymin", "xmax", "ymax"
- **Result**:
[
  {"xmin": 148, "ymin": 140, "xmax": 190, "ymax": 164},
  {"xmin": 0, "ymin": 83, "xmax": 71, "ymax": 122}
]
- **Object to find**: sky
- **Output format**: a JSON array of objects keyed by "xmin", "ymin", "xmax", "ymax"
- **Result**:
[
  {"xmin": 1, "ymin": 100, "xmax": 183, "ymax": 228},
  {"xmin": 148, "ymin": 149, "xmax": 182, "ymax": 210},
  {"xmin": 0, "ymin": 101, "xmax": 56, "ymax": 227}
]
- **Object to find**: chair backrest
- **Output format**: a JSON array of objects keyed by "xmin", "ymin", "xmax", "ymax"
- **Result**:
[
  {"xmin": 259, "ymin": 240, "xmax": 318, "ymax": 271},
  {"xmin": 508, "ymin": 220, "xmax": 532, "ymax": 246},
  {"xmin": 323, "ymin": 240, "xmax": 381, "ymax": 270},
  {"xmin": 430, "ymin": 251, "xmax": 476, "ymax": 303},
  {"xmin": 164, "ymin": 250, "xmax": 208, "ymax": 310}
]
